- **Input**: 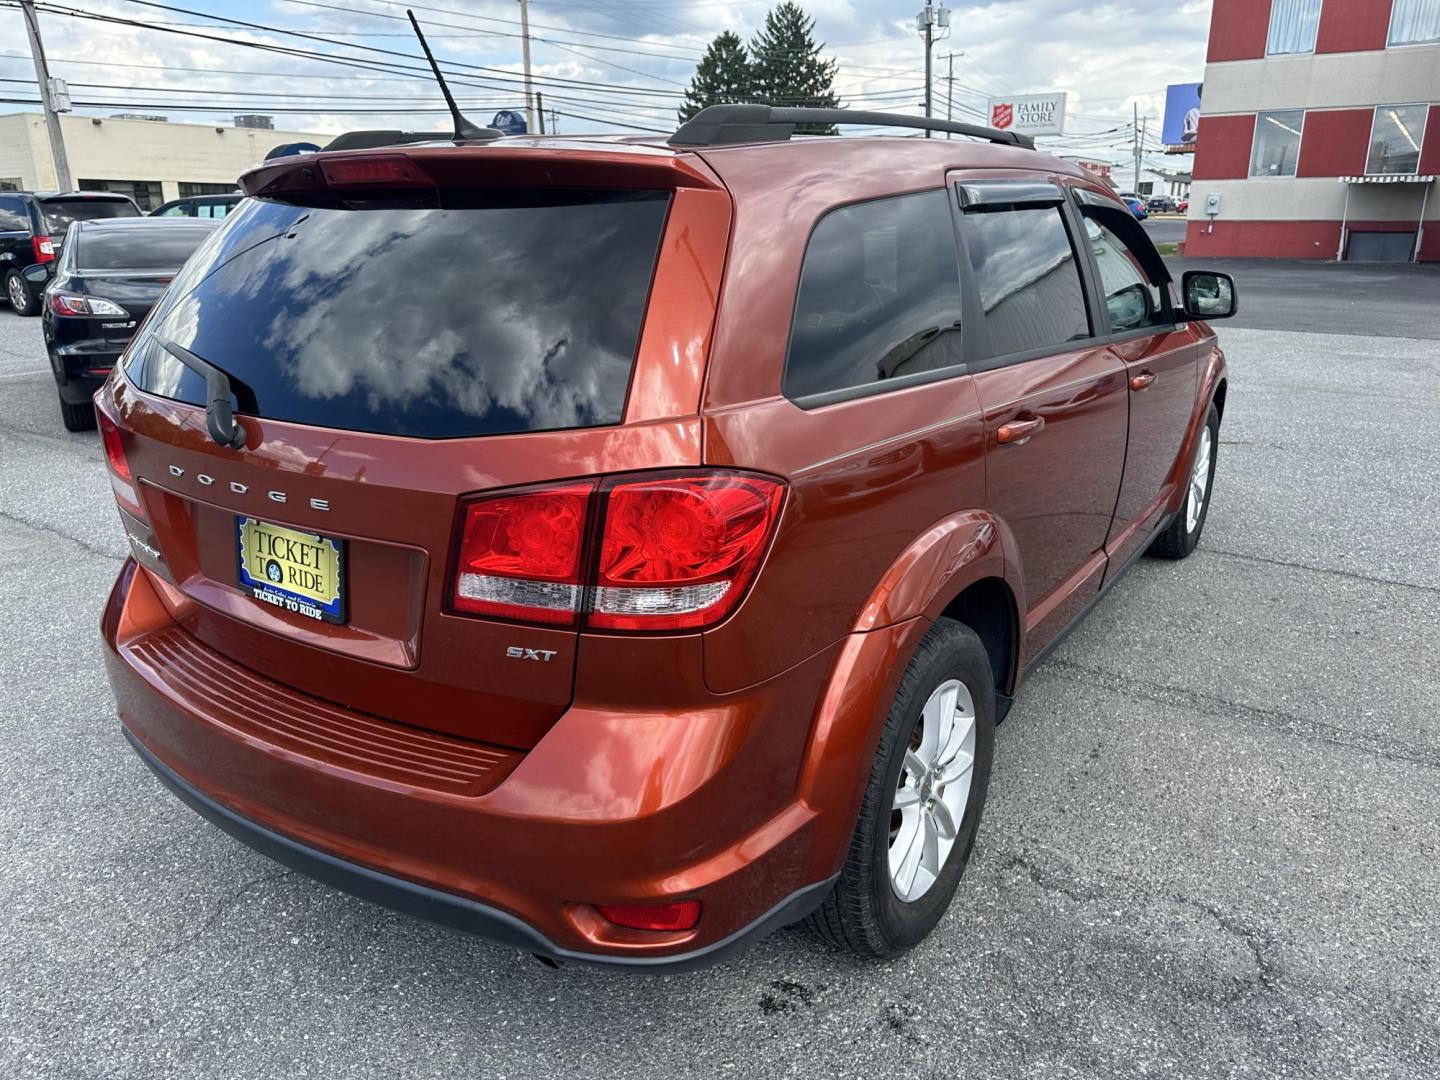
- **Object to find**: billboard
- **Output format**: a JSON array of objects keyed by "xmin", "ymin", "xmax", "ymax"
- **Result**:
[
  {"xmin": 1162, "ymin": 83, "xmax": 1201, "ymax": 152},
  {"xmin": 986, "ymin": 93, "xmax": 1066, "ymax": 137}
]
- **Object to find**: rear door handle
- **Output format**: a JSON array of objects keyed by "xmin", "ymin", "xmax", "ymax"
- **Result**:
[
  {"xmin": 996, "ymin": 416, "xmax": 1045, "ymax": 445},
  {"xmin": 1130, "ymin": 369, "xmax": 1157, "ymax": 391}
]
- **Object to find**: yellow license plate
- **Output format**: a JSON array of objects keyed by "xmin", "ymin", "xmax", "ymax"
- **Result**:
[{"xmin": 236, "ymin": 516, "xmax": 346, "ymax": 624}]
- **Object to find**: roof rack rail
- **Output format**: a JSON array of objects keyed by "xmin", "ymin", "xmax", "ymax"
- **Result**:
[{"xmin": 668, "ymin": 105, "xmax": 1036, "ymax": 150}]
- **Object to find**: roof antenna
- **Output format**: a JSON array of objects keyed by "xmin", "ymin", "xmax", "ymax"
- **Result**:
[{"xmin": 407, "ymin": 9, "xmax": 487, "ymax": 142}]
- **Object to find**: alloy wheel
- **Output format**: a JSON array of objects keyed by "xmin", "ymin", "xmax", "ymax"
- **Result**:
[
  {"xmin": 6, "ymin": 274, "xmax": 24, "ymax": 311},
  {"xmin": 888, "ymin": 678, "xmax": 977, "ymax": 902},
  {"xmin": 1186, "ymin": 426, "xmax": 1213, "ymax": 533}
]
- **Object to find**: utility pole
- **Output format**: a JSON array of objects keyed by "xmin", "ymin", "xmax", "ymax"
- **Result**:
[
  {"xmin": 536, "ymin": 91, "xmax": 545, "ymax": 135},
  {"xmin": 518, "ymin": 0, "xmax": 535, "ymax": 135},
  {"xmin": 915, "ymin": 2, "xmax": 948, "ymax": 136},
  {"xmin": 946, "ymin": 52, "xmax": 953, "ymax": 136},
  {"xmin": 1132, "ymin": 101, "xmax": 1141, "ymax": 192},
  {"xmin": 20, "ymin": 0, "xmax": 71, "ymax": 191}
]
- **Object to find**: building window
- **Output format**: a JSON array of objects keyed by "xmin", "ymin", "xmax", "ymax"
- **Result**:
[
  {"xmin": 78, "ymin": 179, "xmax": 164, "ymax": 211},
  {"xmin": 0, "ymin": 178, "xmax": 20, "ymax": 192},
  {"xmin": 1266, "ymin": 0, "xmax": 1322, "ymax": 55},
  {"xmin": 1249, "ymin": 110, "xmax": 1305, "ymax": 177},
  {"xmin": 1389, "ymin": 0, "xmax": 1440, "ymax": 45},
  {"xmin": 1366, "ymin": 104, "xmax": 1429, "ymax": 174},
  {"xmin": 178, "ymin": 182, "xmax": 237, "ymax": 198}
]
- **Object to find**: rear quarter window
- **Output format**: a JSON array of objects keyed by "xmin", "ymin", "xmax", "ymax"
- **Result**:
[
  {"xmin": 784, "ymin": 190, "xmax": 965, "ymax": 403},
  {"xmin": 128, "ymin": 188, "xmax": 670, "ymax": 439},
  {"xmin": 41, "ymin": 199, "xmax": 141, "ymax": 234}
]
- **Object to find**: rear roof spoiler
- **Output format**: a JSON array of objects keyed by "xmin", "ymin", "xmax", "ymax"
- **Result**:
[
  {"xmin": 669, "ymin": 105, "xmax": 1036, "ymax": 150},
  {"xmin": 321, "ymin": 129, "xmax": 503, "ymax": 153}
]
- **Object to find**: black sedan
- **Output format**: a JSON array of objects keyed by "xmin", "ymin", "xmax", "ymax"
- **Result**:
[{"xmin": 41, "ymin": 217, "xmax": 218, "ymax": 431}]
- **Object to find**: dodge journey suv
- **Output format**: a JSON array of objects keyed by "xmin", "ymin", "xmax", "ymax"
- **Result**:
[{"xmin": 98, "ymin": 105, "xmax": 1235, "ymax": 969}]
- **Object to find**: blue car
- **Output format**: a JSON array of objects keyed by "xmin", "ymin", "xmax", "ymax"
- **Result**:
[{"xmin": 1121, "ymin": 195, "xmax": 1149, "ymax": 220}]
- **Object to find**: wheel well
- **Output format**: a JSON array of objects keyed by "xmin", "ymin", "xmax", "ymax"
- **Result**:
[
  {"xmin": 941, "ymin": 577, "xmax": 1018, "ymax": 700},
  {"xmin": 1212, "ymin": 378, "xmax": 1227, "ymax": 422}
]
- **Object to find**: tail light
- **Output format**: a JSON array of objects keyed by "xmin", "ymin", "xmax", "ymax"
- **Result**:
[
  {"xmin": 51, "ymin": 293, "xmax": 127, "ymax": 317},
  {"xmin": 32, "ymin": 236, "xmax": 54, "ymax": 263},
  {"xmin": 97, "ymin": 406, "xmax": 146, "ymax": 521},
  {"xmin": 450, "ymin": 471, "xmax": 784, "ymax": 632},
  {"xmin": 597, "ymin": 900, "xmax": 701, "ymax": 932},
  {"xmin": 320, "ymin": 154, "xmax": 434, "ymax": 188},
  {"xmin": 453, "ymin": 482, "xmax": 596, "ymax": 625}
]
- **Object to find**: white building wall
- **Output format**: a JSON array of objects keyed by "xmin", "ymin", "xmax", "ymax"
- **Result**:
[
  {"xmin": 1203, "ymin": 45, "xmax": 1440, "ymax": 115},
  {"xmin": 0, "ymin": 112, "xmax": 329, "ymax": 197}
]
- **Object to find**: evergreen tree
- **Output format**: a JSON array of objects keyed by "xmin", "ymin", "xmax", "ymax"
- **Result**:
[
  {"xmin": 748, "ymin": 3, "xmax": 840, "ymax": 135},
  {"xmin": 678, "ymin": 31, "xmax": 753, "ymax": 124}
]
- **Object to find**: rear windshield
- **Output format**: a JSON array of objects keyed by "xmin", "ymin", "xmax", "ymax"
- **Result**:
[
  {"xmin": 76, "ymin": 227, "xmax": 213, "ymax": 271},
  {"xmin": 42, "ymin": 198, "xmax": 140, "ymax": 234},
  {"xmin": 126, "ymin": 188, "xmax": 670, "ymax": 439}
]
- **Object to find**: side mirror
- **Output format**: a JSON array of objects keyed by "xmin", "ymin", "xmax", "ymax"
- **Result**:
[
  {"xmin": 1181, "ymin": 270, "xmax": 1237, "ymax": 321},
  {"xmin": 22, "ymin": 264, "xmax": 48, "ymax": 287}
]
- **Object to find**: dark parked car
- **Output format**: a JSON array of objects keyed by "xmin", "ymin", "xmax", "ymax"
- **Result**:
[
  {"xmin": 149, "ymin": 193, "xmax": 243, "ymax": 219},
  {"xmin": 1147, "ymin": 194, "xmax": 1177, "ymax": 213},
  {"xmin": 0, "ymin": 191, "xmax": 141, "ymax": 315},
  {"xmin": 43, "ymin": 217, "xmax": 217, "ymax": 431},
  {"xmin": 98, "ymin": 105, "xmax": 1235, "ymax": 968}
]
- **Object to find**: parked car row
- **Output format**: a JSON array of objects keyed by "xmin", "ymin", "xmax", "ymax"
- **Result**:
[{"xmin": 1, "ymin": 188, "xmax": 229, "ymax": 430}]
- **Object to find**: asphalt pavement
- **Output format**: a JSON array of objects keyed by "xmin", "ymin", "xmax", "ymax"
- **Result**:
[{"xmin": 2, "ymin": 265, "xmax": 1438, "ymax": 1078}]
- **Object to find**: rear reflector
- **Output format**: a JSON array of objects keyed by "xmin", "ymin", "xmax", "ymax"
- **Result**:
[
  {"xmin": 449, "ymin": 472, "xmax": 784, "ymax": 632},
  {"xmin": 597, "ymin": 900, "xmax": 701, "ymax": 932}
]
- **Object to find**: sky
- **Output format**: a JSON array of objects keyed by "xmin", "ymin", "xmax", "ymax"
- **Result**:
[{"xmin": 0, "ymin": 0, "xmax": 1213, "ymax": 169}]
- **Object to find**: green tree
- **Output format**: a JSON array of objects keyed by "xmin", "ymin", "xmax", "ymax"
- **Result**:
[
  {"xmin": 678, "ymin": 31, "xmax": 753, "ymax": 124},
  {"xmin": 748, "ymin": 2, "xmax": 840, "ymax": 134}
]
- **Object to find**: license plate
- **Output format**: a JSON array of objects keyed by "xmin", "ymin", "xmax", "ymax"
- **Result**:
[{"xmin": 236, "ymin": 516, "xmax": 346, "ymax": 625}]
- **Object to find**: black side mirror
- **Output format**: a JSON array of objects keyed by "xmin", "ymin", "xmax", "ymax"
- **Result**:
[
  {"xmin": 22, "ymin": 263, "xmax": 48, "ymax": 287},
  {"xmin": 1181, "ymin": 270, "xmax": 1237, "ymax": 321}
]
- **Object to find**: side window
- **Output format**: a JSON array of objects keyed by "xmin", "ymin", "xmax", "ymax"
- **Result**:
[
  {"xmin": 962, "ymin": 206, "xmax": 1090, "ymax": 358},
  {"xmin": 784, "ymin": 190, "xmax": 964, "ymax": 402},
  {"xmin": 1079, "ymin": 211, "xmax": 1170, "ymax": 333},
  {"xmin": 0, "ymin": 197, "xmax": 28, "ymax": 232},
  {"xmin": 156, "ymin": 204, "xmax": 188, "ymax": 217}
]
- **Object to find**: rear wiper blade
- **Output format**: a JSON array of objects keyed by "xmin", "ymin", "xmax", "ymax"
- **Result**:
[{"xmin": 160, "ymin": 340, "xmax": 247, "ymax": 449}]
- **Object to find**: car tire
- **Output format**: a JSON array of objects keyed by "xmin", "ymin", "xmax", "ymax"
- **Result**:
[
  {"xmin": 807, "ymin": 617, "xmax": 995, "ymax": 958},
  {"xmin": 1148, "ymin": 401, "xmax": 1219, "ymax": 560},
  {"xmin": 5, "ymin": 269, "xmax": 39, "ymax": 317},
  {"xmin": 59, "ymin": 395, "xmax": 96, "ymax": 432}
]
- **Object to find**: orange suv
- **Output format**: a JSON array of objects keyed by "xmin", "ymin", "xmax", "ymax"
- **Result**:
[{"xmin": 98, "ymin": 106, "xmax": 1236, "ymax": 969}]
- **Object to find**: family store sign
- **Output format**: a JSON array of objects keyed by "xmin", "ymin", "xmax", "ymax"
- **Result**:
[{"xmin": 987, "ymin": 93, "xmax": 1067, "ymax": 137}]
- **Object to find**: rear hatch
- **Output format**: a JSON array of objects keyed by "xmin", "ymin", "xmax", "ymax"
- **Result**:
[{"xmin": 105, "ymin": 145, "xmax": 719, "ymax": 749}]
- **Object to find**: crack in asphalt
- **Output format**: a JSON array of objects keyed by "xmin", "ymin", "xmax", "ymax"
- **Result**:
[
  {"xmin": 997, "ymin": 851, "xmax": 1280, "ymax": 997},
  {"xmin": 1198, "ymin": 546, "xmax": 1440, "ymax": 596},
  {"xmin": 1043, "ymin": 659, "xmax": 1440, "ymax": 772},
  {"xmin": 150, "ymin": 869, "xmax": 295, "ymax": 961},
  {"xmin": 0, "ymin": 509, "xmax": 126, "ymax": 564}
]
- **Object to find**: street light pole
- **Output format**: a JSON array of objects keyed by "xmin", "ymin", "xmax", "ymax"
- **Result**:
[
  {"xmin": 518, "ymin": 0, "xmax": 535, "ymax": 135},
  {"xmin": 20, "ymin": 0, "xmax": 71, "ymax": 191}
]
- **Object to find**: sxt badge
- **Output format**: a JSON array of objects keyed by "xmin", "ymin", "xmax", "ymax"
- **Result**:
[{"xmin": 506, "ymin": 646, "xmax": 558, "ymax": 662}]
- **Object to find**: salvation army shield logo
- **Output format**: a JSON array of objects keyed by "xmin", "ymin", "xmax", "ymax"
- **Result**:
[{"xmin": 991, "ymin": 103, "xmax": 1013, "ymax": 129}]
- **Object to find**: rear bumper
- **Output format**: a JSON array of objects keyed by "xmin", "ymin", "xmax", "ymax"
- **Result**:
[
  {"xmin": 104, "ymin": 560, "xmax": 846, "ymax": 968},
  {"xmin": 123, "ymin": 726, "xmax": 833, "ymax": 970}
]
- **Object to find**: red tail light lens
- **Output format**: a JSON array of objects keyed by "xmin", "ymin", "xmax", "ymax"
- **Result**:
[
  {"xmin": 453, "ymin": 482, "xmax": 596, "ymax": 625},
  {"xmin": 319, "ymin": 155, "xmax": 433, "ymax": 188},
  {"xmin": 32, "ymin": 236, "xmax": 55, "ymax": 263},
  {"xmin": 449, "ymin": 471, "xmax": 784, "ymax": 632},
  {"xmin": 597, "ymin": 900, "xmax": 701, "ymax": 932},
  {"xmin": 589, "ymin": 474, "xmax": 784, "ymax": 631},
  {"xmin": 97, "ymin": 407, "xmax": 146, "ymax": 521}
]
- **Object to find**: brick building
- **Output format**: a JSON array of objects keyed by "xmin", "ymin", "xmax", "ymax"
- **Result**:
[{"xmin": 1187, "ymin": 0, "xmax": 1439, "ymax": 261}]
